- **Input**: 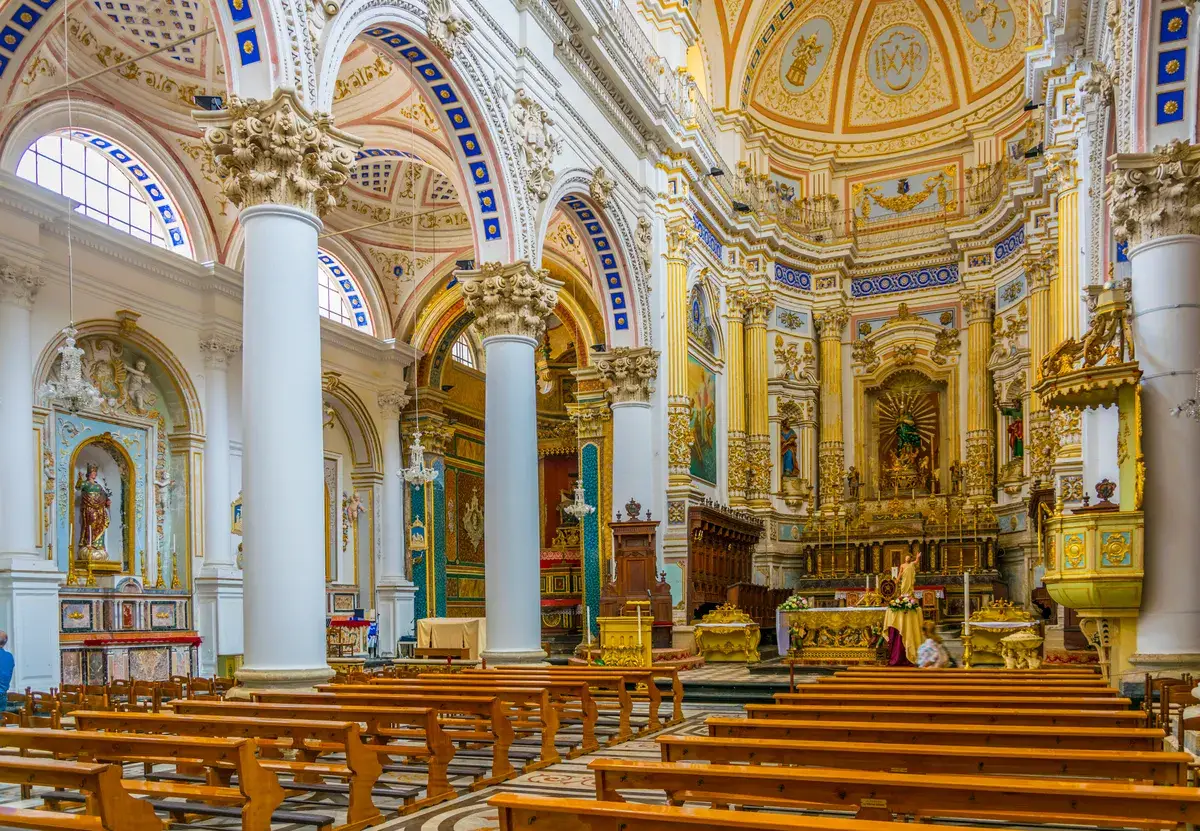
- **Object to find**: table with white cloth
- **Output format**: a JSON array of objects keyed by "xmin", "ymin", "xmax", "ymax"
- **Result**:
[
  {"xmin": 416, "ymin": 617, "xmax": 487, "ymax": 660},
  {"xmin": 962, "ymin": 619, "xmax": 1040, "ymax": 667}
]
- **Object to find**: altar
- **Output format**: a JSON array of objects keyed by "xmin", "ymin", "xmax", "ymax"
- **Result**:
[
  {"xmin": 962, "ymin": 601, "xmax": 1041, "ymax": 667},
  {"xmin": 776, "ymin": 607, "xmax": 889, "ymax": 665}
]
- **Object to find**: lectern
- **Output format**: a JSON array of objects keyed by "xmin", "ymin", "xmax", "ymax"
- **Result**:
[{"xmin": 600, "ymin": 498, "xmax": 672, "ymax": 648}]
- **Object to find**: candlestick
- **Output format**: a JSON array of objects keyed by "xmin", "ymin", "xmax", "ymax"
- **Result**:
[
  {"xmin": 963, "ymin": 569, "xmax": 971, "ymax": 635},
  {"xmin": 637, "ymin": 605, "xmax": 642, "ymax": 647},
  {"xmin": 586, "ymin": 607, "xmax": 592, "ymax": 646},
  {"xmin": 865, "ymin": 574, "xmax": 869, "ymax": 591},
  {"xmin": 610, "ymin": 554, "xmax": 616, "ymax": 584}
]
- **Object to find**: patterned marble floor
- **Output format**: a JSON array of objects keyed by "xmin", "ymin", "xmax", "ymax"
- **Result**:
[{"xmin": 677, "ymin": 663, "xmax": 821, "ymax": 685}]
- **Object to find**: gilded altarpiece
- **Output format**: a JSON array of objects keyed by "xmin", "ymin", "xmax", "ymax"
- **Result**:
[{"xmin": 858, "ymin": 370, "xmax": 956, "ymax": 500}]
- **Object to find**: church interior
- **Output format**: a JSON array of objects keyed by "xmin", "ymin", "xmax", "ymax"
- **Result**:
[{"xmin": 0, "ymin": 0, "xmax": 1198, "ymax": 827}]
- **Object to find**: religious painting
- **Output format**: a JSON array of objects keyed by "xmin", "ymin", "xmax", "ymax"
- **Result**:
[
  {"xmin": 540, "ymin": 455, "xmax": 579, "ymax": 549},
  {"xmin": 873, "ymin": 371, "xmax": 943, "ymax": 496},
  {"xmin": 688, "ymin": 285, "xmax": 716, "ymax": 354},
  {"xmin": 687, "ymin": 355, "xmax": 718, "ymax": 484}
]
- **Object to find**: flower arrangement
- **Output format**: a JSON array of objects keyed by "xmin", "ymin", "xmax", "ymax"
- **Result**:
[
  {"xmin": 888, "ymin": 593, "xmax": 921, "ymax": 612},
  {"xmin": 779, "ymin": 594, "xmax": 811, "ymax": 612}
]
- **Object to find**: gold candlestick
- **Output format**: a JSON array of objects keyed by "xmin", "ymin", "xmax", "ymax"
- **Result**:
[
  {"xmin": 154, "ymin": 552, "xmax": 165, "ymax": 589},
  {"xmin": 140, "ymin": 549, "xmax": 149, "ymax": 584},
  {"xmin": 170, "ymin": 549, "xmax": 181, "ymax": 590}
]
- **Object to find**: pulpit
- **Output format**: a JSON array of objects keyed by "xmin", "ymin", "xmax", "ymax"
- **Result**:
[{"xmin": 601, "ymin": 499, "xmax": 672, "ymax": 648}]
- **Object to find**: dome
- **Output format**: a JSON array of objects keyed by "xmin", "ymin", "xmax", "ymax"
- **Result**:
[{"xmin": 738, "ymin": 0, "xmax": 1031, "ymax": 159}]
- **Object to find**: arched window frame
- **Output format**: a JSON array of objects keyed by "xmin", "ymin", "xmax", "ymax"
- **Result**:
[
  {"xmin": 317, "ymin": 250, "xmax": 374, "ymax": 334},
  {"xmin": 16, "ymin": 130, "xmax": 193, "ymax": 257},
  {"xmin": 451, "ymin": 334, "xmax": 475, "ymax": 368}
]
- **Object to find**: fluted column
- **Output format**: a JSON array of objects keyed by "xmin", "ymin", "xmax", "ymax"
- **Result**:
[
  {"xmin": 198, "ymin": 89, "xmax": 361, "ymax": 691},
  {"xmin": 595, "ymin": 347, "xmax": 658, "ymax": 511},
  {"xmin": 1050, "ymin": 154, "xmax": 1083, "ymax": 466},
  {"xmin": 195, "ymin": 334, "xmax": 242, "ymax": 677},
  {"xmin": 0, "ymin": 259, "xmax": 61, "ymax": 691},
  {"xmin": 745, "ymin": 292, "xmax": 773, "ymax": 506},
  {"xmin": 1026, "ymin": 250, "xmax": 1058, "ymax": 485},
  {"xmin": 725, "ymin": 291, "xmax": 748, "ymax": 505},
  {"xmin": 376, "ymin": 386, "xmax": 414, "ymax": 655},
  {"xmin": 961, "ymin": 289, "xmax": 995, "ymax": 500},
  {"xmin": 815, "ymin": 306, "xmax": 849, "ymax": 506},
  {"xmin": 1110, "ymin": 141, "xmax": 1200, "ymax": 665},
  {"xmin": 460, "ymin": 261, "xmax": 561, "ymax": 663},
  {"xmin": 665, "ymin": 218, "xmax": 697, "ymax": 486}
]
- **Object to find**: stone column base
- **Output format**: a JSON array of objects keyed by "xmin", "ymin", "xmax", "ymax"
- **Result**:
[
  {"xmin": 230, "ymin": 665, "xmax": 335, "ymax": 697},
  {"xmin": 195, "ymin": 570, "xmax": 244, "ymax": 677},
  {"xmin": 482, "ymin": 649, "xmax": 547, "ymax": 666},
  {"xmin": 1128, "ymin": 652, "xmax": 1200, "ymax": 674},
  {"xmin": 0, "ymin": 555, "xmax": 64, "ymax": 691},
  {"xmin": 376, "ymin": 578, "xmax": 417, "ymax": 657}
]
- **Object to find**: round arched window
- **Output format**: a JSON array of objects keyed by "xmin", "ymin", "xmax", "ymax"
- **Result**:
[{"xmin": 317, "ymin": 250, "xmax": 374, "ymax": 334}]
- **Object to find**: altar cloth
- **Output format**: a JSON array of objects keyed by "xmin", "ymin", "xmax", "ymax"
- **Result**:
[{"xmin": 417, "ymin": 617, "xmax": 487, "ymax": 660}]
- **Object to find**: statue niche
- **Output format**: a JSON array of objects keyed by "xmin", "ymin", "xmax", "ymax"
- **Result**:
[
  {"xmin": 71, "ymin": 437, "xmax": 134, "ymax": 573},
  {"xmin": 870, "ymin": 371, "xmax": 946, "ymax": 496}
]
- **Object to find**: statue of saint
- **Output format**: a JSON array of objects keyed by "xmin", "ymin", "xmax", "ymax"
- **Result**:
[
  {"xmin": 895, "ymin": 411, "xmax": 921, "ymax": 455},
  {"xmin": 1001, "ymin": 406, "xmax": 1024, "ymax": 458},
  {"xmin": 77, "ymin": 463, "xmax": 111, "ymax": 558},
  {"xmin": 780, "ymin": 421, "xmax": 798, "ymax": 477},
  {"xmin": 785, "ymin": 34, "xmax": 823, "ymax": 88},
  {"xmin": 846, "ymin": 466, "xmax": 862, "ymax": 500}
]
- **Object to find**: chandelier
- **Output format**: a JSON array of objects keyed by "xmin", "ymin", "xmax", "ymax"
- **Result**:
[
  {"xmin": 400, "ymin": 430, "xmax": 439, "ymax": 487},
  {"xmin": 562, "ymin": 482, "xmax": 595, "ymax": 521},
  {"xmin": 1171, "ymin": 371, "xmax": 1200, "ymax": 422}
]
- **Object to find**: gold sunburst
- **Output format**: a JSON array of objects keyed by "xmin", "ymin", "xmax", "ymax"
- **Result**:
[{"xmin": 877, "ymin": 388, "xmax": 938, "ymax": 449}]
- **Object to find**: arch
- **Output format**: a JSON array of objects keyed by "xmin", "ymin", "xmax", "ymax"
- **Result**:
[
  {"xmin": 688, "ymin": 265, "xmax": 725, "ymax": 361},
  {"xmin": 34, "ymin": 317, "xmax": 204, "ymax": 436},
  {"xmin": 317, "ymin": 7, "xmax": 531, "ymax": 262},
  {"xmin": 318, "ymin": 248, "xmax": 376, "ymax": 334},
  {"xmin": 1, "ymin": 99, "xmax": 219, "ymax": 263},
  {"xmin": 69, "ymin": 434, "xmax": 137, "ymax": 573},
  {"xmin": 203, "ymin": 0, "xmax": 287, "ymax": 100},
  {"xmin": 537, "ymin": 172, "xmax": 647, "ymax": 349},
  {"xmin": 317, "ymin": 236, "xmax": 393, "ymax": 339},
  {"xmin": 322, "ymin": 373, "xmax": 383, "ymax": 475}
]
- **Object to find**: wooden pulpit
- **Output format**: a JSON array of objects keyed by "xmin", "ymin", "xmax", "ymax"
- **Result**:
[{"xmin": 600, "ymin": 499, "xmax": 672, "ymax": 648}]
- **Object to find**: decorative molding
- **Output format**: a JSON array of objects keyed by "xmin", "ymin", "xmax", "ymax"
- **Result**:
[
  {"xmin": 1109, "ymin": 140, "xmax": 1200, "ymax": 248},
  {"xmin": 590, "ymin": 166, "xmax": 615, "ymax": 209},
  {"xmin": 594, "ymin": 346, "xmax": 659, "ymax": 404},
  {"xmin": 459, "ymin": 261, "xmax": 562, "ymax": 341},
  {"xmin": 850, "ymin": 264, "xmax": 959, "ymax": 299},
  {"xmin": 426, "ymin": 0, "xmax": 474, "ymax": 58},
  {"xmin": 508, "ymin": 87, "xmax": 561, "ymax": 203},
  {"xmin": 0, "ymin": 258, "xmax": 43, "ymax": 310},
  {"xmin": 377, "ymin": 386, "xmax": 411, "ymax": 419},
  {"xmin": 199, "ymin": 334, "xmax": 242, "ymax": 370}
]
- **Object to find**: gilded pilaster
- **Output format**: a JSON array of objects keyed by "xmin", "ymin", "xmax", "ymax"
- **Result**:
[
  {"xmin": 962, "ymin": 288, "xmax": 995, "ymax": 499},
  {"xmin": 745, "ymin": 292, "xmax": 773, "ymax": 503},
  {"xmin": 665, "ymin": 217, "xmax": 697, "ymax": 483},
  {"xmin": 725, "ymin": 290, "xmax": 749, "ymax": 505},
  {"xmin": 1026, "ymin": 250, "xmax": 1058, "ymax": 484},
  {"xmin": 814, "ymin": 305, "xmax": 849, "ymax": 506}
]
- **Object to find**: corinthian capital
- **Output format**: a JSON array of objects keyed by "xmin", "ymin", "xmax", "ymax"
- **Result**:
[
  {"xmin": 459, "ymin": 261, "xmax": 562, "ymax": 342},
  {"xmin": 199, "ymin": 334, "xmax": 242, "ymax": 369},
  {"xmin": 1109, "ymin": 140, "xmax": 1200, "ymax": 248},
  {"xmin": 960, "ymin": 288, "xmax": 994, "ymax": 323},
  {"xmin": 377, "ymin": 386, "xmax": 410, "ymax": 419},
  {"xmin": 814, "ymin": 306, "xmax": 849, "ymax": 341},
  {"xmin": 0, "ymin": 259, "xmax": 43, "ymax": 310},
  {"xmin": 196, "ymin": 89, "xmax": 363, "ymax": 216},
  {"xmin": 665, "ymin": 217, "xmax": 698, "ymax": 260},
  {"xmin": 744, "ymin": 292, "xmax": 774, "ymax": 327},
  {"xmin": 594, "ymin": 346, "xmax": 659, "ymax": 405}
]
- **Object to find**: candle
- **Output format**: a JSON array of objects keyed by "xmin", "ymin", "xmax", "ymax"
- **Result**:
[
  {"xmin": 865, "ymin": 574, "xmax": 869, "ymax": 591},
  {"xmin": 172, "ymin": 534, "xmax": 176, "ymax": 553},
  {"xmin": 637, "ymin": 605, "xmax": 643, "ymax": 647},
  {"xmin": 586, "ymin": 607, "xmax": 592, "ymax": 645},
  {"xmin": 610, "ymin": 555, "xmax": 616, "ymax": 583},
  {"xmin": 963, "ymin": 570, "xmax": 971, "ymax": 635}
]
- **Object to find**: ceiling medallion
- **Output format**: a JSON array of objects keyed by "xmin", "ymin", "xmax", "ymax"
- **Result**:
[
  {"xmin": 867, "ymin": 25, "xmax": 929, "ymax": 96},
  {"xmin": 959, "ymin": 0, "xmax": 1016, "ymax": 50},
  {"xmin": 779, "ymin": 17, "xmax": 835, "ymax": 95}
]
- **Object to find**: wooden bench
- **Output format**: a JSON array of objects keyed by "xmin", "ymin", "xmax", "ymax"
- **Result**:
[
  {"xmin": 794, "ymin": 682, "xmax": 1119, "ymax": 697},
  {"xmin": 776, "ymin": 691, "xmax": 1133, "ymax": 710},
  {"xmin": 489, "ymin": 793, "xmax": 913, "ymax": 831},
  {"xmin": 0, "ymin": 727, "xmax": 305, "ymax": 831},
  {"xmin": 590, "ymin": 759, "xmax": 1200, "ymax": 828},
  {"xmin": 657, "ymin": 735, "xmax": 1191, "ymax": 785},
  {"xmin": 73, "ymin": 710, "xmax": 395, "ymax": 828},
  {"xmin": 817, "ymin": 675, "xmax": 1114, "ymax": 689},
  {"xmin": 253, "ymin": 690, "xmax": 515, "ymax": 788},
  {"xmin": 836, "ymin": 667, "xmax": 1100, "ymax": 676},
  {"xmin": 524, "ymin": 664, "xmax": 686, "ymax": 726},
  {"xmin": 707, "ymin": 716, "xmax": 1165, "ymax": 751},
  {"xmin": 458, "ymin": 670, "xmax": 637, "ymax": 743},
  {"xmin": 170, "ymin": 699, "xmax": 457, "ymax": 803},
  {"xmin": 0, "ymin": 756, "xmax": 162, "ymax": 831},
  {"xmin": 330, "ymin": 680, "xmax": 568, "ymax": 765},
  {"xmin": 745, "ymin": 703, "xmax": 1148, "ymax": 728}
]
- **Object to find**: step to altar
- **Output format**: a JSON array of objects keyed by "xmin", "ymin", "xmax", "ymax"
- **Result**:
[{"xmin": 569, "ymin": 646, "xmax": 705, "ymax": 670}]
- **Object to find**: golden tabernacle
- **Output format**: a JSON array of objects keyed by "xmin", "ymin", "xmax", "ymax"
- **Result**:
[
  {"xmin": 779, "ymin": 606, "xmax": 889, "ymax": 665},
  {"xmin": 598, "ymin": 601, "xmax": 653, "ymax": 667},
  {"xmin": 694, "ymin": 604, "xmax": 761, "ymax": 663},
  {"xmin": 962, "ymin": 600, "xmax": 1040, "ymax": 667}
]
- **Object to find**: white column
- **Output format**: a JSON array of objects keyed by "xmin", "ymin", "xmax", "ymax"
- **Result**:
[
  {"xmin": 0, "ymin": 260, "xmax": 62, "ymax": 691},
  {"xmin": 376, "ymin": 387, "xmax": 414, "ymax": 655},
  {"xmin": 1111, "ymin": 144, "xmax": 1200, "ymax": 669},
  {"xmin": 460, "ymin": 262, "xmax": 561, "ymax": 664},
  {"xmin": 594, "ymin": 346, "xmax": 659, "ymax": 514},
  {"xmin": 195, "ymin": 335, "xmax": 242, "ymax": 677},
  {"xmin": 198, "ymin": 89, "xmax": 360, "ymax": 690}
]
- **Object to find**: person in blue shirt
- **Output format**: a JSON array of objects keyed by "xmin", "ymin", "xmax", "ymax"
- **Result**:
[{"xmin": 0, "ymin": 631, "xmax": 14, "ymax": 703}]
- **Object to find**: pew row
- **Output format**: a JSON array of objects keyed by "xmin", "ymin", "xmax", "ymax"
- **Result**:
[
  {"xmin": 502, "ymin": 664, "xmax": 686, "ymax": 726},
  {"xmin": 745, "ymin": 703, "xmax": 1148, "ymax": 728},
  {"xmin": 793, "ymin": 683, "xmax": 1119, "ymax": 697},
  {"xmin": 0, "ymin": 756, "xmax": 162, "ymax": 831},
  {"xmin": 707, "ymin": 717, "xmax": 1165, "ymax": 751},
  {"xmin": 169, "ymin": 699, "xmax": 458, "ymax": 801},
  {"xmin": 817, "ymin": 675, "xmax": 1114, "ymax": 689},
  {"xmin": 590, "ymin": 759, "xmax": 1200, "ymax": 829},
  {"xmin": 775, "ymin": 692, "xmax": 1132, "ymax": 710},
  {"xmin": 657, "ymin": 735, "xmax": 1191, "ymax": 785}
]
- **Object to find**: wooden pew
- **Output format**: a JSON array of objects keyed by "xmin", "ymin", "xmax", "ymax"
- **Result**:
[
  {"xmin": 707, "ymin": 716, "xmax": 1165, "ymax": 751},
  {"xmin": 590, "ymin": 759, "xmax": 1200, "ymax": 828},
  {"xmin": 253, "ymin": 691, "xmax": 515, "ymax": 788},
  {"xmin": 745, "ymin": 703, "xmax": 1148, "ymax": 728},
  {"xmin": 794, "ymin": 682, "xmax": 1119, "ymax": 697},
  {"xmin": 73, "ymin": 710, "xmax": 395, "ymax": 828},
  {"xmin": 170, "ymin": 699, "xmax": 457, "ymax": 803},
  {"xmin": 835, "ymin": 668, "xmax": 1100, "ymax": 676},
  {"xmin": 817, "ymin": 675, "xmax": 1115, "ymax": 689},
  {"xmin": 320, "ymin": 682, "xmax": 563, "ymax": 768},
  {"xmin": 776, "ymin": 691, "xmax": 1133, "ymax": 710},
  {"xmin": 413, "ymin": 647, "xmax": 471, "ymax": 660},
  {"xmin": 490, "ymin": 793, "xmax": 915, "ymax": 831},
  {"xmin": 458, "ymin": 670, "xmax": 636, "ymax": 743},
  {"xmin": 0, "ymin": 756, "xmax": 163, "ymax": 831},
  {"xmin": 525, "ymin": 664, "xmax": 686, "ymax": 726},
  {"xmin": 0, "ymin": 727, "xmax": 299, "ymax": 831},
  {"xmin": 657, "ymin": 735, "xmax": 1191, "ymax": 785}
]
